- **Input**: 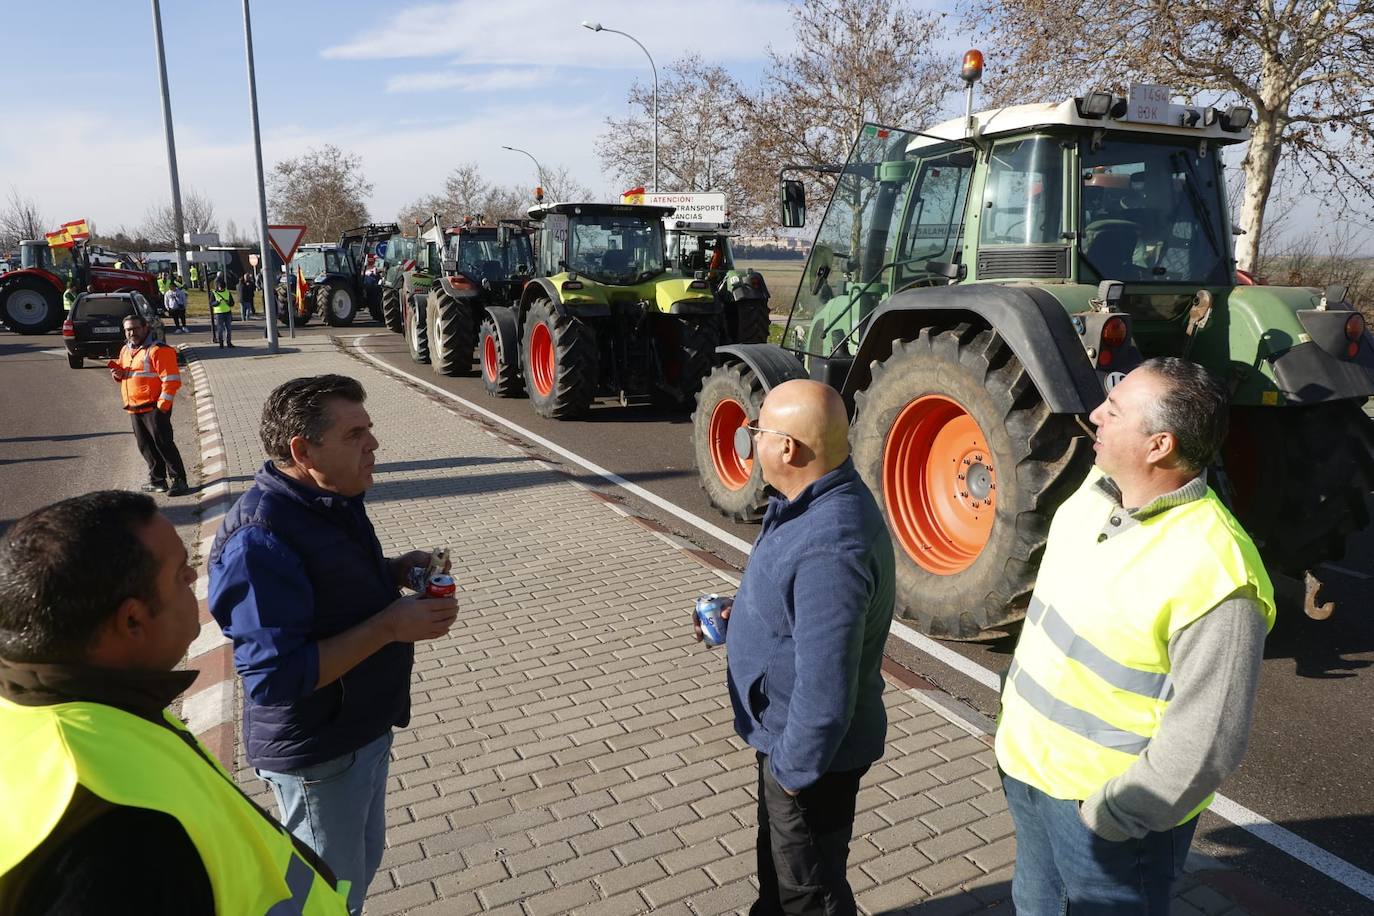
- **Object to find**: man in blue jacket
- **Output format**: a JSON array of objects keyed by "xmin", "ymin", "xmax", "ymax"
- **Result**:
[
  {"xmin": 700, "ymin": 379, "xmax": 895, "ymax": 916},
  {"xmin": 208, "ymin": 374, "xmax": 457, "ymax": 916}
]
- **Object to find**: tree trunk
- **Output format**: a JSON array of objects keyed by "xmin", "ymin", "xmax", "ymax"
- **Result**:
[{"xmin": 1236, "ymin": 113, "xmax": 1283, "ymax": 274}]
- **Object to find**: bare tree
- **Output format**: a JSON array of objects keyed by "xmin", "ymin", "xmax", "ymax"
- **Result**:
[
  {"xmin": 964, "ymin": 0, "xmax": 1374, "ymax": 273},
  {"xmin": 596, "ymin": 55, "xmax": 749, "ymax": 219},
  {"xmin": 398, "ymin": 163, "xmax": 583, "ymax": 228},
  {"xmin": 736, "ymin": 0, "xmax": 953, "ymax": 233},
  {"xmin": 0, "ymin": 187, "xmax": 49, "ymax": 251},
  {"xmin": 138, "ymin": 187, "xmax": 218, "ymax": 246},
  {"xmin": 269, "ymin": 145, "xmax": 372, "ymax": 243},
  {"xmin": 538, "ymin": 165, "xmax": 592, "ymax": 205}
]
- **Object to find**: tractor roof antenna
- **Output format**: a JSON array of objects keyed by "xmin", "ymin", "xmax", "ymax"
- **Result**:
[{"xmin": 961, "ymin": 49, "xmax": 984, "ymax": 135}]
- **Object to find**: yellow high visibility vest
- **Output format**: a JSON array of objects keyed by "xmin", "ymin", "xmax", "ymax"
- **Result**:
[
  {"xmin": 0, "ymin": 696, "xmax": 349, "ymax": 914},
  {"xmin": 995, "ymin": 470, "xmax": 1275, "ymax": 812},
  {"xmin": 212, "ymin": 289, "xmax": 233, "ymax": 314}
]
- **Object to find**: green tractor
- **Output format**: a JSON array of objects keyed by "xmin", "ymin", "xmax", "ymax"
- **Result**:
[
  {"xmin": 477, "ymin": 201, "xmax": 725, "ymax": 417},
  {"xmin": 425, "ymin": 219, "xmax": 536, "ymax": 377},
  {"xmin": 339, "ymin": 223, "xmax": 399, "ymax": 325},
  {"xmin": 693, "ymin": 74, "xmax": 1374, "ymax": 639},
  {"xmin": 665, "ymin": 219, "xmax": 772, "ymax": 344},
  {"xmin": 378, "ymin": 227, "xmax": 422, "ymax": 335},
  {"xmin": 394, "ymin": 220, "xmax": 447, "ymax": 364}
]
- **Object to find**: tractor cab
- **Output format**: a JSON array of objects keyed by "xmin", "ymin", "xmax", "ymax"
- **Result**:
[
  {"xmin": 529, "ymin": 202, "xmax": 673, "ymax": 287},
  {"xmin": 444, "ymin": 221, "xmax": 534, "ymax": 291},
  {"xmin": 664, "ymin": 220, "xmax": 772, "ymax": 344}
]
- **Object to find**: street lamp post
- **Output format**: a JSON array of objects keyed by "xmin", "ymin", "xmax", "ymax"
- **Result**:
[
  {"xmin": 581, "ymin": 20, "xmax": 657, "ymax": 192},
  {"xmin": 501, "ymin": 145, "xmax": 548, "ymax": 194}
]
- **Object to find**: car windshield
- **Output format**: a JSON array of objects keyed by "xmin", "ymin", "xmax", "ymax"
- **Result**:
[
  {"xmin": 567, "ymin": 214, "xmax": 665, "ymax": 284},
  {"xmin": 1078, "ymin": 138, "xmax": 1230, "ymax": 285},
  {"xmin": 455, "ymin": 231, "xmax": 534, "ymax": 279},
  {"xmin": 294, "ymin": 250, "xmax": 326, "ymax": 278}
]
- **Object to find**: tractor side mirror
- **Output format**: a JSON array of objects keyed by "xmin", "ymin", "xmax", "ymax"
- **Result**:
[{"xmin": 780, "ymin": 179, "xmax": 806, "ymax": 228}]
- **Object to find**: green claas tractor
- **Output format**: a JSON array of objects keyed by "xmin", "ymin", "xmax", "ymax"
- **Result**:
[
  {"xmin": 378, "ymin": 227, "xmax": 422, "ymax": 335},
  {"xmin": 693, "ymin": 63, "xmax": 1374, "ymax": 639},
  {"xmin": 426, "ymin": 219, "xmax": 536, "ymax": 377},
  {"xmin": 477, "ymin": 202, "xmax": 725, "ymax": 417},
  {"xmin": 399, "ymin": 221, "xmax": 447, "ymax": 365},
  {"xmin": 665, "ymin": 220, "xmax": 772, "ymax": 344}
]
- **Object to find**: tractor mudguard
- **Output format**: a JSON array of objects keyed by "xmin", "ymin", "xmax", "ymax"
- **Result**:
[
  {"xmin": 484, "ymin": 305, "xmax": 521, "ymax": 373},
  {"xmin": 714, "ymin": 344, "xmax": 807, "ymax": 393},
  {"xmin": 840, "ymin": 284, "xmax": 1105, "ymax": 414},
  {"xmin": 519, "ymin": 276, "xmax": 611, "ymax": 319},
  {"xmin": 1208, "ymin": 286, "xmax": 1374, "ymax": 405}
]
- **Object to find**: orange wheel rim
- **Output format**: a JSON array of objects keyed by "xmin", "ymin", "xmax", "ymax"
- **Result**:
[
  {"xmin": 883, "ymin": 395, "xmax": 996, "ymax": 574},
  {"xmin": 709, "ymin": 398, "xmax": 753, "ymax": 490},
  {"xmin": 530, "ymin": 322, "xmax": 554, "ymax": 397},
  {"xmin": 483, "ymin": 334, "xmax": 499, "ymax": 382}
]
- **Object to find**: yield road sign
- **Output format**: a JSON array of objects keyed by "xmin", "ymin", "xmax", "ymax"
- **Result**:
[{"xmin": 268, "ymin": 225, "xmax": 308, "ymax": 264}]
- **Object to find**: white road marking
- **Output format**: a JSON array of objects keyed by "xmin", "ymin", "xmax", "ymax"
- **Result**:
[{"xmin": 350, "ymin": 333, "xmax": 1374, "ymax": 904}]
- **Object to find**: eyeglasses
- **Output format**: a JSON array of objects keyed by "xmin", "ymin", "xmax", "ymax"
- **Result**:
[{"xmin": 733, "ymin": 423, "xmax": 793, "ymax": 460}]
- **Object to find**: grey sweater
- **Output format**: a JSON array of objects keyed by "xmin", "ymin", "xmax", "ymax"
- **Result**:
[{"xmin": 1076, "ymin": 475, "xmax": 1269, "ymax": 841}]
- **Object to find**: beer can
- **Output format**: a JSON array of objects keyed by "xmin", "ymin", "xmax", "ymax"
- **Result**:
[
  {"xmin": 425, "ymin": 574, "xmax": 456, "ymax": 599},
  {"xmin": 695, "ymin": 594, "xmax": 730, "ymax": 646}
]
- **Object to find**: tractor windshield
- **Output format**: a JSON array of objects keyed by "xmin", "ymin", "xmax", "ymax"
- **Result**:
[
  {"xmin": 294, "ymin": 250, "xmax": 326, "ymax": 279},
  {"xmin": 790, "ymin": 123, "xmax": 939, "ymax": 358},
  {"xmin": 455, "ymin": 232, "xmax": 534, "ymax": 281},
  {"xmin": 323, "ymin": 249, "xmax": 349, "ymax": 275},
  {"xmin": 568, "ymin": 215, "xmax": 665, "ymax": 285},
  {"xmin": 1078, "ymin": 138, "xmax": 1230, "ymax": 285},
  {"xmin": 20, "ymin": 242, "xmax": 54, "ymax": 271},
  {"xmin": 668, "ymin": 233, "xmax": 734, "ymax": 274}
]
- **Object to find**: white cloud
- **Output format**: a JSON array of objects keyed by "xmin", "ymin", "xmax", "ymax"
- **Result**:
[
  {"xmin": 322, "ymin": 0, "xmax": 795, "ymax": 67},
  {"xmin": 385, "ymin": 67, "xmax": 557, "ymax": 93}
]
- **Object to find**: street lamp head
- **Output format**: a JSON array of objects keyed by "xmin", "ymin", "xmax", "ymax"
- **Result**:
[
  {"xmin": 501, "ymin": 145, "xmax": 516, "ymax": 151},
  {"xmin": 581, "ymin": 20, "xmax": 602, "ymax": 31}
]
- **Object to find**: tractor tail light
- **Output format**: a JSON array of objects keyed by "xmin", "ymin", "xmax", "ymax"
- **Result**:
[
  {"xmin": 450, "ymin": 276, "xmax": 476, "ymax": 291},
  {"xmin": 562, "ymin": 280, "xmax": 583, "ymax": 291},
  {"xmin": 1102, "ymin": 316, "xmax": 1128, "ymax": 348},
  {"xmin": 1098, "ymin": 348, "xmax": 1114, "ymax": 367},
  {"xmin": 1345, "ymin": 314, "xmax": 1365, "ymax": 340}
]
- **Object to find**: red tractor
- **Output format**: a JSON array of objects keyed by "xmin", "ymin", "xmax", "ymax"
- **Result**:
[{"xmin": 0, "ymin": 239, "xmax": 159, "ymax": 335}]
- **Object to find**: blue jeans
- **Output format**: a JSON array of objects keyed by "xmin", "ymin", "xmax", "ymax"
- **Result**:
[
  {"xmin": 213, "ymin": 312, "xmax": 233, "ymax": 345},
  {"xmin": 257, "ymin": 731, "xmax": 393, "ymax": 916},
  {"xmin": 1002, "ymin": 773, "xmax": 1198, "ymax": 915}
]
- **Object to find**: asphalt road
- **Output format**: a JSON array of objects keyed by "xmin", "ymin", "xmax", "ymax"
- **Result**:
[{"xmin": 349, "ymin": 322, "xmax": 1374, "ymax": 916}]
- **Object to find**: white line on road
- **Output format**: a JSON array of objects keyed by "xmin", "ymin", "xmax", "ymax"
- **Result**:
[{"xmin": 351, "ymin": 334, "xmax": 1374, "ymax": 905}]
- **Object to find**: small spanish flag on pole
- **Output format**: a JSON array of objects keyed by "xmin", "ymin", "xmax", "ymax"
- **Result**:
[
  {"xmin": 296, "ymin": 266, "xmax": 308, "ymax": 312},
  {"xmin": 621, "ymin": 187, "xmax": 646, "ymax": 205},
  {"xmin": 46, "ymin": 227, "xmax": 74, "ymax": 249},
  {"xmin": 62, "ymin": 218, "xmax": 91, "ymax": 241}
]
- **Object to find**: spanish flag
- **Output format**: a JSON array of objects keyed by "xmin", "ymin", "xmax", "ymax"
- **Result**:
[
  {"xmin": 62, "ymin": 218, "xmax": 91, "ymax": 241},
  {"xmin": 621, "ymin": 187, "xmax": 646, "ymax": 205},
  {"xmin": 46, "ymin": 227, "xmax": 74, "ymax": 249},
  {"xmin": 296, "ymin": 266, "xmax": 308, "ymax": 313}
]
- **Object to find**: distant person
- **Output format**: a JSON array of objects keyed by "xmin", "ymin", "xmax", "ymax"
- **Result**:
[
  {"xmin": 0, "ymin": 491, "xmax": 349, "ymax": 915},
  {"xmin": 63, "ymin": 281, "xmax": 77, "ymax": 314},
  {"xmin": 209, "ymin": 374, "xmax": 457, "ymax": 916},
  {"xmin": 211, "ymin": 274, "xmax": 234, "ymax": 348},
  {"xmin": 111, "ymin": 313, "xmax": 188, "ymax": 496},
  {"xmin": 698, "ymin": 379, "xmax": 895, "ymax": 916},
  {"xmin": 996, "ymin": 358, "xmax": 1276, "ymax": 915},
  {"xmin": 236, "ymin": 272, "xmax": 255, "ymax": 320},
  {"xmin": 189, "ymin": 263, "xmax": 200, "ymax": 290},
  {"xmin": 163, "ymin": 279, "xmax": 188, "ymax": 334}
]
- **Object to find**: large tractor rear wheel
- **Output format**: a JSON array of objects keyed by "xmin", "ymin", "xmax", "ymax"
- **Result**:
[
  {"xmin": 1224, "ymin": 402, "xmax": 1374, "ymax": 577},
  {"xmin": 365, "ymin": 285, "xmax": 383, "ymax": 323},
  {"xmin": 522, "ymin": 298, "xmax": 597, "ymax": 419},
  {"xmin": 404, "ymin": 293, "xmax": 429, "ymax": 364},
  {"xmin": 381, "ymin": 286, "xmax": 403, "ymax": 333},
  {"xmin": 852, "ymin": 325, "xmax": 1094, "ymax": 639},
  {"xmin": 480, "ymin": 313, "xmax": 523, "ymax": 398},
  {"xmin": 692, "ymin": 362, "xmax": 770, "ymax": 522},
  {"xmin": 734, "ymin": 301, "xmax": 771, "ymax": 345},
  {"xmin": 1, "ymin": 278, "xmax": 62, "ymax": 334},
  {"xmin": 318, "ymin": 282, "xmax": 357, "ymax": 326},
  {"xmin": 427, "ymin": 290, "xmax": 478, "ymax": 377}
]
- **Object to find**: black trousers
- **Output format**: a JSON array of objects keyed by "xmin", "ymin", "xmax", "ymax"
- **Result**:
[
  {"xmin": 751, "ymin": 753, "xmax": 869, "ymax": 916},
  {"xmin": 131, "ymin": 408, "xmax": 186, "ymax": 484}
]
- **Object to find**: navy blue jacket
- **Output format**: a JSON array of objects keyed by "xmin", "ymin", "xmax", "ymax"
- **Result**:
[
  {"xmin": 726, "ymin": 458, "xmax": 895, "ymax": 791},
  {"xmin": 208, "ymin": 462, "xmax": 411, "ymax": 771}
]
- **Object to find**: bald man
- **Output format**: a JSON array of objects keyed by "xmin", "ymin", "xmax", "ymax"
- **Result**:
[{"xmin": 701, "ymin": 380, "xmax": 896, "ymax": 916}]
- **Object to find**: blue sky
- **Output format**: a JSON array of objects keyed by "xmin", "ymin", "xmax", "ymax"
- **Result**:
[
  {"xmin": 1, "ymin": 0, "xmax": 1358, "ymax": 251},
  {"xmin": 1, "ymin": 0, "xmax": 800, "ymax": 239}
]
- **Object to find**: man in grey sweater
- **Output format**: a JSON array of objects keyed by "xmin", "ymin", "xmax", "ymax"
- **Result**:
[{"xmin": 994, "ymin": 357, "xmax": 1275, "ymax": 915}]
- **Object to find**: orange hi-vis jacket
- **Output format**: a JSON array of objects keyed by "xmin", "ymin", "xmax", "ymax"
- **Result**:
[{"xmin": 118, "ymin": 340, "xmax": 181, "ymax": 414}]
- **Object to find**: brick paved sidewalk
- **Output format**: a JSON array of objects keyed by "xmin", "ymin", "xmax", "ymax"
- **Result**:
[{"xmin": 187, "ymin": 333, "xmax": 1271, "ymax": 915}]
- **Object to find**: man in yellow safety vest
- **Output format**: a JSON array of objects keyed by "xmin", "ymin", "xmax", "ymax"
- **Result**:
[
  {"xmin": 211, "ymin": 274, "xmax": 234, "ymax": 348},
  {"xmin": 995, "ymin": 357, "xmax": 1275, "ymax": 915},
  {"xmin": 0, "ymin": 491, "xmax": 349, "ymax": 915}
]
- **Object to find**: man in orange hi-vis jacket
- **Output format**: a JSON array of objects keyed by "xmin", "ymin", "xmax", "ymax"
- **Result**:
[{"xmin": 111, "ymin": 313, "xmax": 189, "ymax": 496}]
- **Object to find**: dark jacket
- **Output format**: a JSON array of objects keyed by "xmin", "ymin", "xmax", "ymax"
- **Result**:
[
  {"xmin": 725, "ymin": 458, "xmax": 895, "ymax": 791},
  {"xmin": 0, "ymin": 658, "xmax": 334, "ymax": 915},
  {"xmin": 208, "ymin": 462, "xmax": 410, "ymax": 771}
]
